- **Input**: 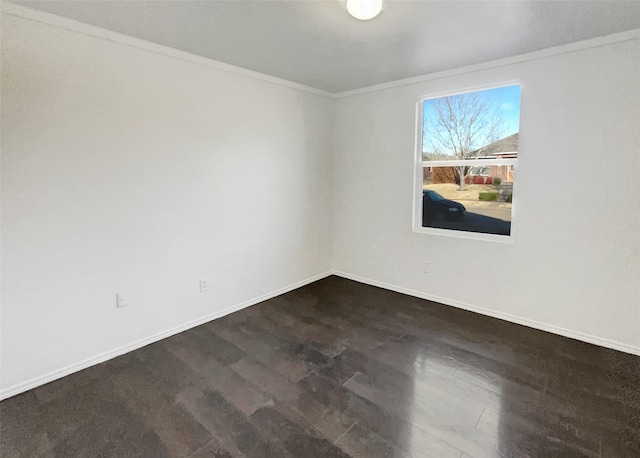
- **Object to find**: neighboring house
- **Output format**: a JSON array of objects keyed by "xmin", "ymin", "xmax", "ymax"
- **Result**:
[
  {"xmin": 430, "ymin": 133, "xmax": 518, "ymax": 184},
  {"xmin": 471, "ymin": 133, "xmax": 518, "ymax": 182}
]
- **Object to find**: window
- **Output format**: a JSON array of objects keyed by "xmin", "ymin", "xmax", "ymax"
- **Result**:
[
  {"xmin": 469, "ymin": 166, "xmax": 490, "ymax": 176},
  {"xmin": 414, "ymin": 83, "xmax": 521, "ymax": 240}
]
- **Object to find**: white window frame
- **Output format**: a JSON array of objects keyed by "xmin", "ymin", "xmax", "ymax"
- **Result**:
[{"xmin": 412, "ymin": 82, "xmax": 520, "ymax": 243}]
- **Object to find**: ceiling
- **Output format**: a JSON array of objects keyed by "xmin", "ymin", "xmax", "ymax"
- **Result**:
[{"xmin": 12, "ymin": 0, "xmax": 640, "ymax": 93}]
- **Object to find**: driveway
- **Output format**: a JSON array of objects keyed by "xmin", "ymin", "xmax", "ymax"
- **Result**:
[
  {"xmin": 466, "ymin": 204, "xmax": 512, "ymax": 221},
  {"xmin": 425, "ymin": 208, "xmax": 511, "ymax": 236}
]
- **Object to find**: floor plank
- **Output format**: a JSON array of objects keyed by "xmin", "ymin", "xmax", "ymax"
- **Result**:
[{"xmin": 1, "ymin": 276, "xmax": 638, "ymax": 457}]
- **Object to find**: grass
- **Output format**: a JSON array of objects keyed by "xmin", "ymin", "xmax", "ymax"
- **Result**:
[{"xmin": 478, "ymin": 192, "xmax": 499, "ymax": 201}]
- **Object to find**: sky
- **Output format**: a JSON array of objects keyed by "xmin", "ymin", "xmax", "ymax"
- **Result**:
[{"xmin": 423, "ymin": 84, "xmax": 521, "ymax": 152}]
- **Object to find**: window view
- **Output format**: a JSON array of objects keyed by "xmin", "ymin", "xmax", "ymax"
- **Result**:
[{"xmin": 418, "ymin": 84, "xmax": 521, "ymax": 237}]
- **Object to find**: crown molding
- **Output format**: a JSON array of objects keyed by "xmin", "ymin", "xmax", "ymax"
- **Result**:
[
  {"xmin": 0, "ymin": 1, "xmax": 333, "ymax": 98},
  {"xmin": 332, "ymin": 28, "xmax": 640, "ymax": 99},
  {"xmin": 2, "ymin": 3, "xmax": 639, "ymax": 100}
]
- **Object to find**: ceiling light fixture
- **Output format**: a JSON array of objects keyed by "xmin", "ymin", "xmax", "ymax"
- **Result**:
[{"xmin": 346, "ymin": 0, "xmax": 383, "ymax": 21}]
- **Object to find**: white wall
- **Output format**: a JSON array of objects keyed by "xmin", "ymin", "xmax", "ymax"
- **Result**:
[
  {"xmin": 1, "ymin": 13, "xmax": 333, "ymax": 396},
  {"xmin": 2, "ymin": 9, "xmax": 639, "ymax": 400},
  {"xmin": 332, "ymin": 37, "xmax": 640, "ymax": 353}
]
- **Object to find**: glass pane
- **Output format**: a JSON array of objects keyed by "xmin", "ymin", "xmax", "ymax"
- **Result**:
[
  {"xmin": 422, "ymin": 166, "xmax": 514, "ymax": 236},
  {"xmin": 422, "ymin": 85, "xmax": 521, "ymax": 162}
]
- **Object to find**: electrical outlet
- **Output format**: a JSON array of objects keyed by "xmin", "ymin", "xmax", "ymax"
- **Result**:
[
  {"xmin": 199, "ymin": 277, "xmax": 209, "ymax": 292},
  {"xmin": 116, "ymin": 293, "xmax": 129, "ymax": 308},
  {"xmin": 423, "ymin": 261, "xmax": 430, "ymax": 273}
]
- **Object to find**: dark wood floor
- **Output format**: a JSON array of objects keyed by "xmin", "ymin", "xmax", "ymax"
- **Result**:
[{"xmin": 1, "ymin": 276, "xmax": 639, "ymax": 457}]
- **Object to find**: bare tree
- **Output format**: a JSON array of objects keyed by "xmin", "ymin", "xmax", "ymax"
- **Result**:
[{"xmin": 424, "ymin": 92, "xmax": 504, "ymax": 190}]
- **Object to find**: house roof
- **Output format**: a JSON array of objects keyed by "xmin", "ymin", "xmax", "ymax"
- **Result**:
[{"xmin": 474, "ymin": 133, "xmax": 519, "ymax": 158}]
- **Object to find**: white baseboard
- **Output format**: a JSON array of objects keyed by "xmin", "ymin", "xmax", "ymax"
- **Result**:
[
  {"xmin": 0, "ymin": 271, "xmax": 333, "ymax": 401},
  {"xmin": 331, "ymin": 270, "xmax": 640, "ymax": 357},
  {"xmin": 3, "ymin": 268, "xmax": 636, "ymax": 400}
]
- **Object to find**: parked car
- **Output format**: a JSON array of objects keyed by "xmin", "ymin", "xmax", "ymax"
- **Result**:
[{"xmin": 422, "ymin": 190, "xmax": 466, "ymax": 224}]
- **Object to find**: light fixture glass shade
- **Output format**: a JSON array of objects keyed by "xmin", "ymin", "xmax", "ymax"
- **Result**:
[{"xmin": 346, "ymin": 0, "xmax": 383, "ymax": 20}]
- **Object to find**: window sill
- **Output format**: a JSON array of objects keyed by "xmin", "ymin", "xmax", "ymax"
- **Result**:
[{"xmin": 412, "ymin": 225, "xmax": 515, "ymax": 244}]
